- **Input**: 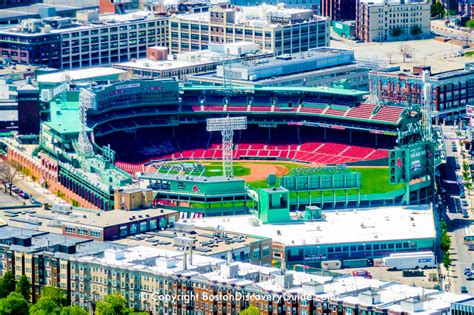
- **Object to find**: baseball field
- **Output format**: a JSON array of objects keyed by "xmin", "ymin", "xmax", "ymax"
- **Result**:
[{"xmin": 156, "ymin": 160, "xmax": 403, "ymax": 195}]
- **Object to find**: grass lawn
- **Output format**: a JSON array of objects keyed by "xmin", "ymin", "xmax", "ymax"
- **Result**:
[{"xmin": 248, "ymin": 167, "xmax": 404, "ymax": 195}]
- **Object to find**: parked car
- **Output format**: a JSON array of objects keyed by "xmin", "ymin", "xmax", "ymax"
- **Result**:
[
  {"xmin": 465, "ymin": 267, "xmax": 471, "ymax": 275},
  {"xmin": 20, "ymin": 192, "xmax": 29, "ymax": 199},
  {"xmin": 463, "ymin": 210, "xmax": 469, "ymax": 218},
  {"xmin": 461, "ymin": 286, "xmax": 469, "ymax": 293},
  {"xmin": 462, "ymin": 200, "xmax": 469, "ymax": 207},
  {"xmin": 30, "ymin": 198, "xmax": 41, "ymax": 205}
]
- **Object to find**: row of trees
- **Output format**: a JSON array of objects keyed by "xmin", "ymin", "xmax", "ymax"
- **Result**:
[
  {"xmin": 0, "ymin": 271, "xmax": 147, "ymax": 315},
  {"xmin": 440, "ymin": 222, "xmax": 452, "ymax": 269},
  {"xmin": 390, "ymin": 26, "xmax": 422, "ymax": 37}
]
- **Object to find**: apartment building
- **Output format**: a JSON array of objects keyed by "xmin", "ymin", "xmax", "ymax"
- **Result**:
[
  {"xmin": 0, "ymin": 10, "xmax": 168, "ymax": 69},
  {"xmin": 0, "ymin": 226, "xmax": 125, "ymax": 303},
  {"xmin": 168, "ymin": 5, "xmax": 330, "ymax": 55},
  {"xmin": 355, "ymin": 0, "xmax": 430, "ymax": 42},
  {"xmin": 321, "ymin": 0, "xmax": 356, "ymax": 21},
  {"xmin": 369, "ymin": 64, "xmax": 474, "ymax": 121},
  {"xmin": 70, "ymin": 245, "xmax": 468, "ymax": 314}
]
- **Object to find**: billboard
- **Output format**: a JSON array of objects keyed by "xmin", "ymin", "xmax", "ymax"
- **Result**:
[{"xmin": 389, "ymin": 142, "xmax": 429, "ymax": 184}]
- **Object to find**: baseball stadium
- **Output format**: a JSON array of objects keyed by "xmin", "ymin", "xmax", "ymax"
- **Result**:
[{"xmin": 3, "ymin": 78, "xmax": 441, "ymax": 215}]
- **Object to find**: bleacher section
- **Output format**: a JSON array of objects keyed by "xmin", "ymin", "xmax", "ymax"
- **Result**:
[
  {"xmin": 116, "ymin": 140, "xmax": 389, "ymax": 176},
  {"xmin": 181, "ymin": 95, "xmax": 405, "ymax": 124}
]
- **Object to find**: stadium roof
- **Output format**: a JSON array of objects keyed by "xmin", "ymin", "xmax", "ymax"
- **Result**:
[
  {"xmin": 37, "ymin": 68, "xmax": 126, "ymax": 84},
  {"xmin": 191, "ymin": 205, "xmax": 435, "ymax": 247},
  {"xmin": 181, "ymin": 85, "xmax": 368, "ymax": 97}
]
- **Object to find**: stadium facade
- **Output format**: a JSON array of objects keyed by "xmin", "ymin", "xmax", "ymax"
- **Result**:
[{"xmin": 1, "ymin": 77, "xmax": 440, "ymax": 215}]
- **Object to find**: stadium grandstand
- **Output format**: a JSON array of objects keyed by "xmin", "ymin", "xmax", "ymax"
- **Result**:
[{"xmin": 86, "ymin": 81, "xmax": 418, "ymax": 176}]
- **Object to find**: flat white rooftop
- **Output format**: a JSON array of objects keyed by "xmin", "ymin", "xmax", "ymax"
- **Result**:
[
  {"xmin": 190, "ymin": 205, "xmax": 435, "ymax": 247},
  {"xmin": 37, "ymin": 67, "xmax": 126, "ymax": 84},
  {"xmin": 76, "ymin": 245, "xmax": 225, "ymax": 275}
]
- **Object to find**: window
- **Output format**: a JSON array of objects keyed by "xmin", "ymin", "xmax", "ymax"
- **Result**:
[
  {"xmin": 90, "ymin": 230, "xmax": 101, "ymax": 238},
  {"xmin": 78, "ymin": 228, "xmax": 88, "ymax": 236},
  {"xmin": 65, "ymin": 226, "xmax": 75, "ymax": 233}
]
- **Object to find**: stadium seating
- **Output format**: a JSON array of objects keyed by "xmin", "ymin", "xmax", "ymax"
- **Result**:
[
  {"xmin": 345, "ymin": 104, "xmax": 377, "ymax": 119},
  {"xmin": 372, "ymin": 106, "xmax": 405, "ymax": 123}
]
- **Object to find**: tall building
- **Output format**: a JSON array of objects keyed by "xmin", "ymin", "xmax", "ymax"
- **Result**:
[
  {"xmin": 321, "ymin": 0, "xmax": 356, "ymax": 21},
  {"xmin": 17, "ymin": 84, "xmax": 40, "ymax": 135},
  {"xmin": 355, "ymin": 0, "xmax": 430, "ymax": 42},
  {"xmin": 168, "ymin": 5, "xmax": 330, "ymax": 55},
  {"xmin": 0, "ymin": 10, "xmax": 168, "ymax": 69}
]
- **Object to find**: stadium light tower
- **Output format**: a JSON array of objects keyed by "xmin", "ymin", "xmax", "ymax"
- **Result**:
[
  {"xmin": 77, "ymin": 88, "xmax": 96, "ymax": 158},
  {"xmin": 422, "ymin": 70, "xmax": 432, "ymax": 141},
  {"xmin": 207, "ymin": 116, "xmax": 247, "ymax": 178}
]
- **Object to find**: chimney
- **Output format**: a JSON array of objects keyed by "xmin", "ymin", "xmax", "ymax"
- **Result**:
[
  {"xmin": 183, "ymin": 250, "xmax": 188, "ymax": 270},
  {"xmin": 227, "ymin": 250, "xmax": 233, "ymax": 263},
  {"xmin": 147, "ymin": 46, "xmax": 168, "ymax": 61},
  {"xmin": 99, "ymin": 0, "xmax": 117, "ymax": 14},
  {"xmin": 188, "ymin": 247, "xmax": 193, "ymax": 267}
]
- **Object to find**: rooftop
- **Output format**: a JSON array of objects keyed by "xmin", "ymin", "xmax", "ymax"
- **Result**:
[
  {"xmin": 191, "ymin": 205, "xmax": 436, "ymax": 246},
  {"xmin": 75, "ymin": 245, "xmax": 225, "ymax": 275},
  {"xmin": 0, "ymin": 10, "xmax": 164, "ymax": 36},
  {"xmin": 37, "ymin": 67, "xmax": 127, "ymax": 84},
  {"xmin": 0, "ymin": 206, "xmax": 178, "ymax": 233},
  {"xmin": 173, "ymin": 4, "xmax": 325, "ymax": 27},
  {"xmin": 182, "ymin": 85, "xmax": 368, "ymax": 97},
  {"xmin": 0, "ymin": 225, "xmax": 125, "ymax": 259},
  {"xmin": 72, "ymin": 244, "xmax": 469, "ymax": 311},
  {"xmin": 0, "ymin": 0, "xmax": 98, "ymax": 21},
  {"xmin": 113, "ymin": 223, "xmax": 270, "ymax": 257}
]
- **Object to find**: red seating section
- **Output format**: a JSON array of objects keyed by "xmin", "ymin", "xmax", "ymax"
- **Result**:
[
  {"xmin": 372, "ymin": 106, "xmax": 405, "ymax": 123},
  {"xmin": 346, "ymin": 104, "xmax": 377, "ymax": 119}
]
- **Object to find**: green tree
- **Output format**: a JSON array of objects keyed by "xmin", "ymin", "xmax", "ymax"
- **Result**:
[
  {"xmin": 60, "ymin": 306, "xmax": 89, "ymax": 315},
  {"xmin": 431, "ymin": 1, "xmax": 445, "ymax": 17},
  {"xmin": 15, "ymin": 275, "xmax": 31, "ymax": 301},
  {"xmin": 40, "ymin": 287, "xmax": 66, "ymax": 307},
  {"xmin": 0, "ymin": 292, "xmax": 29, "ymax": 315},
  {"xmin": 391, "ymin": 27, "xmax": 403, "ymax": 37},
  {"xmin": 443, "ymin": 251, "xmax": 452, "ymax": 269},
  {"xmin": 241, "ymin": 305, "xmax": 260, "ymax": 315},
  {"xmin": 29, "ymin": 297, "xmax": 61, "ymax": 315},
  {"xmin": 0, "ymin": 272, "xmax": 16, "ymax": 298},
  {"xmin": 95, "ymin": 293, "xmax": 133, "ymax": 315},
  {"xmin": 410, "ymin": 26, "xmax": 422, "ymax": 36},
  {"xmin": 467, "ymin": 19, "xmax": 474, "ymax": 28}
]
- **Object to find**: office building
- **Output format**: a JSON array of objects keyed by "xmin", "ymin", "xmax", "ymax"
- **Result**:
[
  {"xmin": 321, "ymin": 0, "xmax": 356, "ymax": 21},
  {"xmin": 187, "ymin": 47, "xmax": 369, "ymax": 90},
  {"xmin": 113, "ymin": 43, "xmax": 272, "ymax": 80},
  {"xmin": 168, "ymin": 4, "xmax": 330, "ymax": 55},
  {"xmin": 191, "ymin": 204, "xmax": 436, "ymax": 268},
  {"xmin": 355, "ymin": 0, "xmax": 430, "ymax": 42},
  {"xmin": 452, "ymin": 298, "xmax": 474, "ymax": 315},
  {"xmin": 0, "ymin": 10, "xmax": 168, "ymax": 69},
  {"xmin": 369, "ymin": 64, "xmax": 474, "ymax": 121}
]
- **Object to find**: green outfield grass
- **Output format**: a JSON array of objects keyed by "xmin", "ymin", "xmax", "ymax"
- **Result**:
[
  {"xmin": 158, "ymin": 161, "xmax": 402, "ymax": 196},
  {"xmin": 247, "ymin": 167, "xmax": 404, "ymax": 195}
]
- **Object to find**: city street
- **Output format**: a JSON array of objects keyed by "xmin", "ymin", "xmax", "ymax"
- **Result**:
[{"xmin": 440, "ymin": 125, "xmax": 474, "ymax": 294}]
